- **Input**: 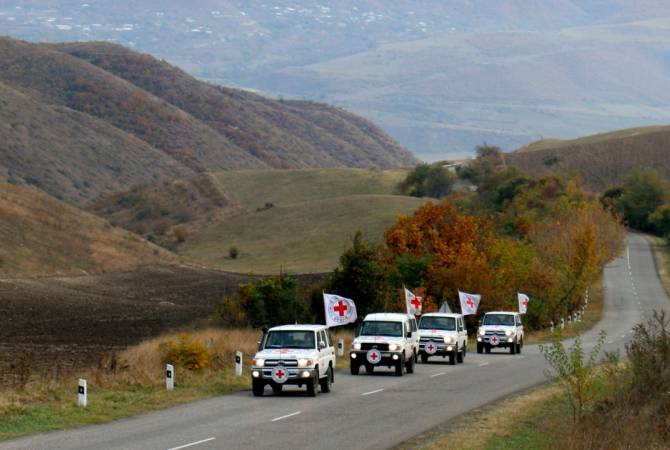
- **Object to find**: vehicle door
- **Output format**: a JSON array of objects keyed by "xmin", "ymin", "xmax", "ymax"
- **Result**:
[
  {"xmin": 516, "ymin": 315, "xmax": 524, "ymax": 339},
  {"xmin": 458, "ymin": 316, "xmax": 467, "ymax": 347},
  {"xmin": 326, "ymin": 330, "xmax": 336, "ymax": 367},
  {"xmin": 317, "ymin": 330, "xmax": 332, "ymax": 377}
]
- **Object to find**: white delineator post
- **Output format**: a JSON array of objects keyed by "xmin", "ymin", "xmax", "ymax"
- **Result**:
[
  {"xmin": 338, "ymin": 338, "xmax": 344, "ymax": 357},
  {"xmin": 78, "ymin": 378, "xmax": 87, "ymax": 407},
  {"xmin": 550, "ymin": 320, "xmax": 554, "ymax": 333},
  {"xmin": 166, "ymin": 364, "xmax": 174, "ymax": 390},
  {"xmin": 235, "ymin": 351, "xmax": 243, "ymax": 377},
  {"xmin": 560, "ymin": 318, "xmax": 565, "ymax": 331}
]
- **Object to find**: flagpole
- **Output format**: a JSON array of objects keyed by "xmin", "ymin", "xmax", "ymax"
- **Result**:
[{"xmin": 322, "ymin": 290, "xmax": 327, "ymax": 327}]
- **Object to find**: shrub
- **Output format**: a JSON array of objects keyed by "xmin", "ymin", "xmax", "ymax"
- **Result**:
[
  {"xmin": 228, "ymin": 246, "xmax": 238, "ymax": 259},
  {"xmin": 627, "ymin": 310, "xmax": 670, "ymax": 401},
  {"xmin": 160, "ymin": 333, "xmax": 211, "ymax": 371}
]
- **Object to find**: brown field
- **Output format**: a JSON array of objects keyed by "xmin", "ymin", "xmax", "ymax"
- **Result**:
[{"xmin": 0, "ymin": 266, "xmax": 324, "ymax": 386}]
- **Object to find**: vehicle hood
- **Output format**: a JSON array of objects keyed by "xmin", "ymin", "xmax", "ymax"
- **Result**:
[
  {"xmin": 479, "ymin": 325, "xmax": 516, "ymax": 332},
  {"xmin": 418, "ymin": 329, "xmax": 457, "ymax": 338},
  {"xmin": 353, "ymin": 336, "xmax": 406, "ymax": 345},
  {"xmin": 253, "ymin": 348, "xmax": 318, "ymax": 360}
]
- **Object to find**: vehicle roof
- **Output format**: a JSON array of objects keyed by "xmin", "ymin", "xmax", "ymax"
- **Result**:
[
  {"xmin": 364, "ymin": 313, "xmax": 413, "ymax": 322},
  {"xmin": 483, "ymin": 311, "xmax": 518, "ymax": 315},
  {"xmin": 268, "ymin": 324, "xmax": 327, "ymax": 332},
  {"xmin": 420, "ymin": 313, "xmax": 463, "ymax": 318}
]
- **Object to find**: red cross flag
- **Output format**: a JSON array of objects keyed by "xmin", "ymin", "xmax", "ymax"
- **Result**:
[
  {"xmin": 405, "ymin": 288, "xmax": 422, "ymax": 315},
  {"xmin": 323, "ymin": 293, "xmax": 357, "ymax": 328},
  {"xmin": 518, "ymin": 293, "xmax": 530, "ymax": 314},
  {"xmin": 458, "ymin": 290, "xmax": 481, "ymax": 316}
]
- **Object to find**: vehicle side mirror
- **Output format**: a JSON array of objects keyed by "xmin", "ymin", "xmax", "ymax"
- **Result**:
[
  {"xmin": 407, "ymin": 331, "xmax": 412, "ymax": 338},
  {"xmin": 319, "ymin": 341, "xmax": 327, "ymax": 350}
]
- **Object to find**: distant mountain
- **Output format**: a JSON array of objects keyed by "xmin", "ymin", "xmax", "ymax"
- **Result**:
[
  {"xmin": 0, "ymin": 182, "xmax": 175, "ymax": 277},
  {"xmin": 3, "ymin": 1, "xmax": 670, "ymax": 160},
  {"xmin": 506, "ymin": 125, "xmax": 670, "ymax": 192},
  {"xmin": 0, "ymin": 37, "xmax": 416, "ymax": 205}
]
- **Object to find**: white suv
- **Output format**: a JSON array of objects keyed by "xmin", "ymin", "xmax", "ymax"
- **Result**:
[
  {"xmin": 418, "ymin": 313, "xmax": 468, "ymax": 365},
  {"xmin": 251, "ymin": 324, "xmax": 335, "ymax": 397},
  {"xmin": 349, "ymin": 313, "xmax": 419, "ymax": 376},
  {"xmin": 476, "ymin": 312, "xmax": 524, "ymax": 355}
]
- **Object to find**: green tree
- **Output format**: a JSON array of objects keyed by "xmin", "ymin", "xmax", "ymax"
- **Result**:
[
  {"xmin": 399, "ymin": 163, "xmax": 454, "ymax": 198},
  {"xmin": 649, "ymin": 204, "xmax": 670, "ymax": 239},
  {"xmin": 619, "ymin": 169, "xmax": 670, "ymax": 231}
]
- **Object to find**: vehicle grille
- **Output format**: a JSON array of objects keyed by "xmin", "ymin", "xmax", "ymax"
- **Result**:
[
  {"xmin": 420, "ymin": 336, "xmax": 443, "ymax": 343},
  {"xmin": 360, "ymin": 343, "xmax": 389, "ymax": 351},
  {"xmin": 264, "ymin": 359, "xmax": 298, "ymax": 367},
  {"xmin": 485, "ymin": 331, "xmax": 506, "ymax": 337}
]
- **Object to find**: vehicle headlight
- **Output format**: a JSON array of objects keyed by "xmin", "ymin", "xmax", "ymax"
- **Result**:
[
  {"xmin": 253, "ymin": 358, "xmax": 264, "ymax": 367},
  {"xmin": 353, "ymin": 342, "xmax": 361, "ymax": 350},
  {"xmin": 297, "ymin": 358, "xmax": 315, "ymax": 368},
  {"xmin": 505, "ymin": 330, "xmax": 515, "ymax": 337},
  {"xmin": 443, "ymin": 336, "xmax": 453, "ymax": 344},
  {"xmin": 388, "ymin": 343, "xmax": 399, "ymax": 352},
  {"xmin": 478, "ymin": 329, "xmax": 485, "ymax": 336}
]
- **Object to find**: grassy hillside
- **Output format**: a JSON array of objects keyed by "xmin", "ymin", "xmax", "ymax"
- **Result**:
[
  {"xmin": 0, "ymin": 183, "xmax": 175, "ymax": 277},
  {"xmin": 506, "ymin": 125, "xmax": 670, "ymax": 192},
  {"xmin": 181, "ymin": 194, "xmax": 426, "ymax": 274},
  {"xmin": 0, "ymin": 37, "xmax": 416, "ymax": 206}
]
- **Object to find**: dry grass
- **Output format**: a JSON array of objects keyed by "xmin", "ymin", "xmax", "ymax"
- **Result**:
[{"xmin": 645, "ymin": 234, "xmax": 670, "ymax": 296}]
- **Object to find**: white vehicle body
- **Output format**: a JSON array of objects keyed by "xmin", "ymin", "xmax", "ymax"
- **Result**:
[
  {"xmin": 417, "ymin": 313, "xmax": 468, "ymax": 365},
  {"xmin": 476, "ymin": 311, "xmax": 524, "ymax": 355},
  {"xmin": 251, "ymin": 324, "xmax": 335, "ymax": 396},
  {"xmin": 349, "ymin": 313, "xmax": 419, "ymax": 376}
]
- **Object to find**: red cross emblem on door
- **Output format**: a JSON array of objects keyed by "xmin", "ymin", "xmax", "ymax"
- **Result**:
[{"xmin": 333, "ymin": 300, "xmax": 348, "ymax": 317}]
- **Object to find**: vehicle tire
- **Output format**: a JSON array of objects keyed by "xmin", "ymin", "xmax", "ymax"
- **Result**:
[
  {"xmin": 485, "ymin": 346, "xmax": 491, "ymax": 354},
  {"xmin": 477, "ymin": 343, "xmax": 483, "ymax": 354},
  {"xmin": 510, "ymin": 341, "xmax": 516, "ymax": 355},
  {"xmin": 320, "ymin": 367, "xmax": 332, "ymax": 393},
  {"xmin": 307, "ymin": 373, "xmax": 318, "ymax": 397},
  {"xmin": 449, "ymin": 351, "xmax": 456, "ymax": 365},
  {"xmin": 516, "ymin": 340, "xmax": 522, "ymax": 354},
  {"xmin": 406, "ymin": 353, "xmax": 416, "ymax": 374},
  {"xmin": 421, "ymin": 353, "xmax": 429, "ymax": 364},
  {"xmin": 271, "ymin": 383, "xmax": 283, "ymax": 394},
  {"xmin": 350, "ymin": 362, "xmax": 360, "ymax": 375},
  {"xmin": 366, "ymin": 364, "xmax": 375, "ymax": 374},
  {"xmin": 252, "ymin": 379, "xmax": 264, "ymax": 397},
  {"xmin": 456, "ymin": 345, "xmax": 464, "ymax": 364},
  {"xmin": 462, "ymin": 343, "xmax": 467, "ymax": 360},
  {"xmin": 395, "ymin": 356, "xmax": 404, "ymax": 377}
]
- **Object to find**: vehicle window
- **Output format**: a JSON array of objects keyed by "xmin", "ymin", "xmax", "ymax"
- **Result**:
[
  {"xmin": 458, "ymin": 318, "xmax": 464, "ymax": 331},
  {"xmin": 418, "ymin": 316, "xmax": 456, "ymax": 331},
  {"xmin": 517, "ymin": 316, "xmax": 523, "ymax": 326},
  {"xmin": 359, "ymin": 321, "xmax": 403, "ymax": 337},
  {"xmin": 264, "ymin": 330, "xmax": 316, "ymax": 349},
  {"xmin": 410, "ymin": 318, "xmax": 418, "ymax": 332},
  {"xmin": 326, "ymin": 331, "xmax": 333, "ymax": 347},
  {"xmin": 319, "ymin": 330, "xmax": 328, "ymax": 346},
  {"xmin": 482, "ymin": 314, "xmax": 515, "ymax": 326}
]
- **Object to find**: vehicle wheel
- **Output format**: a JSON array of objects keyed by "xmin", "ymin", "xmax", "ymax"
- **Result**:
[
  {"xmin": 485, "ymin": 346, "xmax": 491, "ymax": 354},
  {"xmin": 366, "ymin": 364, "xmax": 374, "ymax": 374},
  {"xmin": 421, "ymin": 353, "xmax": 428, "ymax": 364},
  {"xmin": 456, "ymin": 345, "xmax": 463, "ymax": 364},
  {"xmin": 320, "ymin": 367, "xmax": 332, "ymax": 393},
  {"xmin": 307, "ymin": 373, "xmax": 318, "ymax": 397},
  {"xmin": 510, "ymin": 341, "xmax": 516, "ymax": 355},
  {"xmin": 477, "ymin": 343, "xmax": 483, "ymax": 354},
  {"xmin": 252, "ymin": 379, "xmax": 264, "ymax": 397},
  {"xmin": 516, "ymin": 340, "xmax": 522, "ymax": 354},
  {"xmin": 406, "ymin": 353, "xmax": 416, "ymax": 374},
  {"xmin": 395, "ymin": 356, "xmax": 404, "ymax": 377},
  {"xmin": 449, "ymin": 351, "xmax": 456, "ymax": 365},
  {"xmin": 462, "ymin": 343, "xmax": 467, "ymax": 360},
  {"xmin": 271, "ymin": 383, "xmax": 283, "ymax": 394},
  {"xmin": 350, "ymin": 362, "xmax": 360, "ymax": 375}
]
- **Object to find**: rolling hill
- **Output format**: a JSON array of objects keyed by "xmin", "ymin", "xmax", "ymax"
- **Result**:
[
  {"xmin": 506, "ymin": 125, "xmax": 670, "ymax": 192},
  {"xmin": 0, "ymin": 36, "xmax": 416, "ymax": 206},
  {"xmin": 0, "ymin": 182, "xmax": 176, "ymax": 277},
  {"xmin": 92, "ymin": 168, "xmax": 427, "ymax": 274}
]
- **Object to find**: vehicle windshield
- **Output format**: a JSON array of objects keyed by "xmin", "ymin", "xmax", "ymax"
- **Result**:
[
  {"xmin": 419, "ymin": 316, "xmax": 456, "ymax": 331},
  {"xmin": 482, "ymin": 314, "xmax": 515, "ymax": 326},
  {"xmin": 359, "ymin": 320, "xmax": 403, "ymax": 337},
  {"xmin": 264, "ymin": 330, "xmax": 315, "ymax": 349}
]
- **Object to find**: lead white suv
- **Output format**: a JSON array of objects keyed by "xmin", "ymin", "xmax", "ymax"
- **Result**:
[
  {"xmin": 418, "ymin": 313, "xmax": 468, "ymax": 365},
  {"xmin": 349, "ymin": 313, "xmax": 419, "ymax": 376},
  {"xmin": 251, "ymin": 324, "xmax": 335, "ymax": 397},
  {"xmin": 476, "ymin": 312, "xmax": 524, "ymax": 355}
]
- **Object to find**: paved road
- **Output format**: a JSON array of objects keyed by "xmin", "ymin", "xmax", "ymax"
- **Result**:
[{"xmin": 3, "ymin": 233, "xmax": 668, "ymax": 450}]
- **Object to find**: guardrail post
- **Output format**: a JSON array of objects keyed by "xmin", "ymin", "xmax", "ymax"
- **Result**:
[
  {"xmin": 166, "ymin": 364, "xmax": 174, "ymax": 390},
  {"xmin": 235, "ymin": 351, "xmax": 243, "ymax": 377},
  {"xmin": 338, "ymin": 338, "xmax": 344, "ymax": 357},
  {"xmin": 78, "ymin": 378, "xmax": 87, "ymax": 407}
]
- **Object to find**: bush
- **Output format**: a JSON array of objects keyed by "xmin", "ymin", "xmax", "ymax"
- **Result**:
[
  {"xmin": 627, "ymin": 310, "xmax": 670, "ymax": 401},
  {"xmin": 160, "ymin": 333, "xmax": 211, "ymax": 370},
  {"xmin": 228, "ymin": 246, "xmax": 238, "ymax": 259}
]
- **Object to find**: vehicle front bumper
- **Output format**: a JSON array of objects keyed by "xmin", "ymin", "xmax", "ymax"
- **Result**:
[
  {"xmin": 349, "ymin": 351, "xmax": 403, "ymax": 366},
  {"xmin": 477, "ymin": 336, "xmax": 517, "ymax": 347},
  {"xmin": 250, "ymin": 367, "xmax": 316, "ymax": 385},
  {"xmin": 418, "ymin": 342, "xmax": 457, "ymax": 355}
]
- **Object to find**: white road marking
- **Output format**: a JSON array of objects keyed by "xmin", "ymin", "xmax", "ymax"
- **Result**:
[
  {"xmin": 271, "ymin": 411, "xmax": 301, "ymax": 422},
  {"xmin": 430, "ymin": 372, "xmax": 446, "ymax": 378},
  {"xmin": 478, "ymin": 362, "xmax": 490, "ymax": 367},
  {"xmin": 361, "ymin": 388, "xmax": 384, "ymax": 396},
  {"xmin": 627, "ymin": 246, "xmax": 631, "ymax": 269},
  {"xmin": 168, "ymin": 437, "xmax": 216, "ymax": 450}
]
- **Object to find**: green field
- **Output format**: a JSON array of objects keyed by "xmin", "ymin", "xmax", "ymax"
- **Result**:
[{"xmin": 181, "ymin": 168, "xmax": 426, "ymax": 274}]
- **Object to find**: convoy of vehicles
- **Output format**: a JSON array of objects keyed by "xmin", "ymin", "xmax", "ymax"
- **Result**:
[
  {"xmin": 417, "ymin": 313, "xmax": 468, "ymax": 365},
  {"xmin": 476, "ymin": 311, "xmax": 524, "ymax": 354},
  {"xmin": 250, "ymin": 310, "xmax": 525, "ymax": 396},
  {"xmin": 349, "ymin": 313, "xmax": 419, "ymax": 376}
]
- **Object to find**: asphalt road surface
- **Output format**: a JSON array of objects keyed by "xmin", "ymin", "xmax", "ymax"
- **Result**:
[{"xmin": 3, "ymin": 233, "xmax": 668, "ymax": 450}]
